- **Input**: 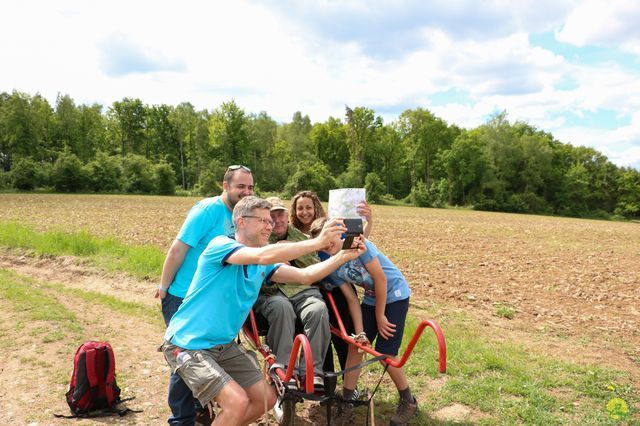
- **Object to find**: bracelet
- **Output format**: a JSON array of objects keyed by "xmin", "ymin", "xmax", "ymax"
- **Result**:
[{"xmin": 157, "ymin": 285, "xmax": 169, "ymax": 291}]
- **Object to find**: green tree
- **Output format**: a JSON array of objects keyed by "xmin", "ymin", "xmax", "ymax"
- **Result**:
[
  {"xmin": 441, "ymin": 132, "xmax": 488, "ymax": 205},
  {"xmin": 169, "ymin": 103, "xmax": 211, "ymax": 189},
  {"xmin": 84, "ymin": 151, "xmax": 122, "ymax": 192},
  {"xmin": 364, "ymin": 172, "xmax": 385, "ymax": 204},
  {"xmin": 54, "ymin": 94, "xmax": 82, "ymax": 157},
  {"xmin": 398, "ymin": 108, "xmax": 457, "ymax": 187},
  {"xmin": 51, "ymin": 149, "xmax": 87, "ymax": 192},
  {"xmin": 281, "ymin": 111, "xmax": 314, "ymax": 162},
  {"xmin": 247, "ymin": 111, "xmax": 278, "ymax": 189},
  {"xmin": 209, "ymin": 100, "xmax": 249, "ymax": 166},
  {"xmin": 122, "ymin": 154, "xmax": 154, "ymax": 193},
  {"xmin": 154, "ymin": 161, "xmax": 176, "ymax": 195},
  {"xmin": 77, "ymin": 103, "xmax": 107, "ymax": 161},
  {"xmin": 561, "ymin": 162, "xmax": 590, "ymax": 216},
  {"xmin": 311, "ymin": 117, "xmax": 349, "ymax": 176},
  {"xmin": 10, "ymin": 157, "xmax": 38, "ymax": 190},
  {"xmin": 345, "ymin": 106, "xmax": 381, "ymax": 185},
  {"xmin": 109, "ymin": 98, "xmax": 147, "ymax": 157},
  {"xmin": 614, "ymin": 168, "xmax": 640, "ymax": 218},
  {"xmin": 284, "ymin": 160, "xmax": 336, "ymax": 200}
]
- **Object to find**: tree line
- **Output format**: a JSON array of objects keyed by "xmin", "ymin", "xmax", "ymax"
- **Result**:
[{"xmin": 1, "ymin": 90, "xmax": 638, "ymax": 219}]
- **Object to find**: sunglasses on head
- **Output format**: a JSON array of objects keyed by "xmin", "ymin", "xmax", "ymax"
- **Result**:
[{"xmin": 227, "ymin": 165, "xmax": 251, "ymax": 173}]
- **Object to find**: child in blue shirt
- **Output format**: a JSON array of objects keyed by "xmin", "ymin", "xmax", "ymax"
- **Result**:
[{"xmin": 310, "ymin": 217, "xmax": 418, "ymax": 425}]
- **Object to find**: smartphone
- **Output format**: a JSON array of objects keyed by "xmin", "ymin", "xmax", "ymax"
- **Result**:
[{"xmin": 342, "ymin": 218, "xmax": 364, "ymax": 249}]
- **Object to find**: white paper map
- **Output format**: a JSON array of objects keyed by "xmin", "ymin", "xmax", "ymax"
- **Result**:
[{"xmin": 328, "ymin": 188, "xmax": 366, "ymax": 218}]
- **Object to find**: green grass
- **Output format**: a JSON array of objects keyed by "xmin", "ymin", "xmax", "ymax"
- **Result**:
[
  {"xmin": 0, "ymin": 269, "xmax": 83, "ymax": 343},
  {"xmin": 54, "ymin": 284, "xmax": 163, "ymax": 326},
  {"xmin": 496, "ymin": 304, "xmax": 515, "ymax": 320},
  {"xmin": 0, "ymin": 221, "xmax": 165, "ymax": 280},
  {"xmin": 363, "ymin": 313, "xmax": 638, "ymax": 425}
]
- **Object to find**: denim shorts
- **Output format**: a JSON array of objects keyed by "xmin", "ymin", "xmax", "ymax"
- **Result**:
[
  {"xmin": 362, "ymin": 297, "xmax": 410, "ymax": 356},
  {"xmin": 160, "ymin": 341, "xmax": 263, "ymax": 407}
]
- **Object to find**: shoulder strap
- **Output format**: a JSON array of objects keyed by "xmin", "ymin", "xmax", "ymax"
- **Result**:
[
  {"xmin": 104, "ymin": 343, "xmax": 117, "ymax": 406},
  {"xmin": 85, "ymin": 348, "xmax": 99, "ymax": 388}
]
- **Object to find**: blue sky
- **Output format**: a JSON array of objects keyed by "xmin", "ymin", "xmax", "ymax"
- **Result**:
[{"xmin": 1, "ymin": 0, "xmax": 639, "ymax": 169}]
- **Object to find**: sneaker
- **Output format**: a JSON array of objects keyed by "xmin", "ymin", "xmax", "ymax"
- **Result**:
[
  {"xmin": 284, "ymin": 378, "xmax": 297, "ymax": 390},
  {"xmin": 313, "ymin": 375, "xmax": 324, "ymax": 393},
  {"xmin": 389, "ymin": 397, "xmax": 418, "ymax": 425}
]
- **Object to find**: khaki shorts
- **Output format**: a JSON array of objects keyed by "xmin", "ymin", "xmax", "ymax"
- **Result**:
[{"xmin": 160, "ymin": 341, "xmax": 263, "ymax": 407}]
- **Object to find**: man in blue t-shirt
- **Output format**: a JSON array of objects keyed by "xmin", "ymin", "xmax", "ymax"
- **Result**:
[
  {"xmin": 161, "ymin": 196, "xmax": 364, "ymax": 426},
  {"xmin": 156, "ymin": 165, "xmax": 253, "ymax": 426}
]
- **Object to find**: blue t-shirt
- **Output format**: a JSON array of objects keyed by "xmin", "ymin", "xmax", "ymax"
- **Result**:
[
  {"xmin": 322, "ymin": 240, "xmax": 411, "ymax": 306},
  {"xmin": 165, "ymin": 236, "xmax": 280, "ymax": 349},
  {"xmin": 169, "ymin": 196, "xmax": 234, "ymax": 298}
]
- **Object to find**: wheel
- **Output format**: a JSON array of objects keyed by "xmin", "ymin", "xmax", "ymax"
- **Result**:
[{"xmin": 273, "ymin": 396, "xmax": 295, "ymax": 425}]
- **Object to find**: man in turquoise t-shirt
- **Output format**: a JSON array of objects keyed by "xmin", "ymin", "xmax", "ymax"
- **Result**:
[
  {"xmin": 161, "ymin": 196, "xmax": 364, "ymax": 426},
  {"xmin": 156, "ymin": 165, "xmax": 253, "ymax": 426}
]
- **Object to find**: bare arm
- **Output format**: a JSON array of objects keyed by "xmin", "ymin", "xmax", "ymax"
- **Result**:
[
  {"xmin": 364, "ymin": 257, "xmax": 396, "ymax": 339},
  {"xmin": 356, "ymin": 201, "xmax": 373, "ymax": 238},
  {"xmin": 227, "ymin": 218, "xmax": 346, "ymax": 266},
  {"xmin": 339, "ymin": 284, "xmax": 364, "ymax": 334},
  {"xmin": 155, "ymin": 239, "xmax": 190, "ymax": 299},
  {"xmin": 270, "ymin": 245, "xmax": 364, "ymax": 285}
]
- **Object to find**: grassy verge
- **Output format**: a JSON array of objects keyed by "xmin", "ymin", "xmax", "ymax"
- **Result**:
[
  {"xmin": 358, "ymin": 313, "xmax": 636, "ymax": 424},
  {"xmin": 0, "ymin": 269, "xmax": 83, "ymax": 345},
  {"xmin": 0, "ymin": 221, "xmax": 164, "ymax": 280}
]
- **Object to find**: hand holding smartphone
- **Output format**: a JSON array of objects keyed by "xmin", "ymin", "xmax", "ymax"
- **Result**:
[{"xmin": 342, "ymin": 218, "xmax": 364, "ymax": 249}]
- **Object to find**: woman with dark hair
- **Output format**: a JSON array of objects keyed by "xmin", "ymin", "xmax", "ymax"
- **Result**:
[
  {"xmin": 290, "ymin": 190, "xmax": 326, "ymax": 235},
  {"xmin": 289, "ymin": 190, "xmax": 373, "ymax": 238}
]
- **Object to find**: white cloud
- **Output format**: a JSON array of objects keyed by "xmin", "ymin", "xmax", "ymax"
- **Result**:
[
  {"xmin": 556, "ymin": 0, "xmax": 640, "ymax": 47},
  {"xmin": 0, "ymin": 0, "xmax": 638, "ymax": 168}
]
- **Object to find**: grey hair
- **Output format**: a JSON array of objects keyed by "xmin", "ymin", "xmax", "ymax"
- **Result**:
[{"xmin": 233, "ymin": 196, "xmax": 272, "ymax": 226}]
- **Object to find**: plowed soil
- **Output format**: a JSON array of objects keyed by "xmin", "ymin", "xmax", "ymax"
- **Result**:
[{"xmin": 0, "ymin": 193, "xmax": 638, "ymax": 424}]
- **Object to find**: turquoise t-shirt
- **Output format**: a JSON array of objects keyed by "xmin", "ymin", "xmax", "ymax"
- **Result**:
[
  {"xmin": 322, "ymin": 240, "xmax": 411, "ymax": 306},
  {"xmin": 169, "ymin": 196, "xmax": 234, "ymax": 298},
  {"xmin": 165, "ymin": 236, "xmax": 280, "ymax": 349}
]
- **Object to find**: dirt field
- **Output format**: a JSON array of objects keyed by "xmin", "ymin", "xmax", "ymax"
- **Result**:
[{"xmin": 0, "ymin": 193, "xmax": 638, "ymax": 424}]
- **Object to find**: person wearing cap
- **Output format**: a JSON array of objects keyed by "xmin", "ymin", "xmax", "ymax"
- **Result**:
[
  {"xmin": 156, "ymin": 165, "xmax": 254, "ymax": 425},
  {"xmin": 252, "ymin": 196, "xmax": 330, "ymax": 390},
  {"xmin": 161, "ymin": 196, "xmax": 365, "ymax": 425}
]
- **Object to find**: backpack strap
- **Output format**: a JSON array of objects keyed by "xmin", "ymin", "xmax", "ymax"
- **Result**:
[
  {"xmin": 85, "ymin": 348, "xmax": 99, "ymax": 389},
  {"xmin": 104, "ymin": 343, "xmax": 117, "ymax": 406}
]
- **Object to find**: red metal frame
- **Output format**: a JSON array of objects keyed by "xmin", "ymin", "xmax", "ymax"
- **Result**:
[
  {"xmin": 242, "ymin": 290, "xmax": 446, "ymax": 397},
  {"xmin": 324, "ymin": 292, "xmax": 447, "ymax": 373}
]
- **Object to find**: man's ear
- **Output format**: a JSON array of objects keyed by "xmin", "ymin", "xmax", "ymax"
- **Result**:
[{"xmin": 222, "ymin": 180, "xmax": 230, "ymax": 192}]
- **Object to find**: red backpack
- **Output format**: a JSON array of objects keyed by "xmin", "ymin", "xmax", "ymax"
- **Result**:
[{"xmin": 62, "ymin": 341, "xmax": 123, "ymax": 416}]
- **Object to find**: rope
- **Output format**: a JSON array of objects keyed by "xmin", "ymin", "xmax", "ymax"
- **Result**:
[
  {"xmin": 364, "ymin": 363, "xmax": 389, "ymax": 426},
  {"xmin": 261, "ymin": 354, "xmax": 276, "ymax": 426}
]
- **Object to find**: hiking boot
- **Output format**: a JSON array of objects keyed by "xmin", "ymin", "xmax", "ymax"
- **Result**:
[
  {"xmin": 389, "ymin": 397, "xmax": 418, "ymax": 425},
  {"xmin": 194, "ymin": 406, "xmax": 213, "ymax": 425}
]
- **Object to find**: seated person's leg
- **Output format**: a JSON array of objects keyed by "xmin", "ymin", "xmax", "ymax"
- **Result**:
[
  {"xmin": 254, "ymin": 291, "xmax": 296, "ymax": 366},
  {"xmin": 290, "ymin": 288, "xmax": 330, "ymax": 375},
  {"xmin": 322, "ymin": 286, "xmax": 354, "ymax": 370}
]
